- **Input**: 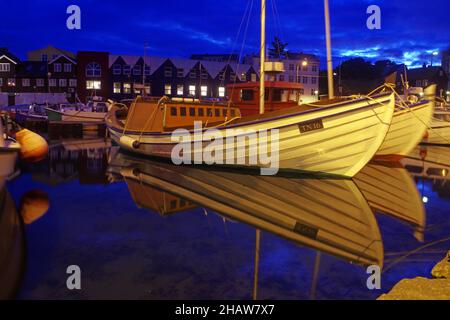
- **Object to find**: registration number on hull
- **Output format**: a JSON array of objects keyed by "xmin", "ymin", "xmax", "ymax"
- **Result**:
[{"xmin": 298, "ymin": 119, "xmax": 324, "ymax": 133}]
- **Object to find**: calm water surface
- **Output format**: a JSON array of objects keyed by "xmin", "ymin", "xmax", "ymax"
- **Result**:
[{"xmin": 2, "ymin": 140, "xmax": 450, "ymax": 299}]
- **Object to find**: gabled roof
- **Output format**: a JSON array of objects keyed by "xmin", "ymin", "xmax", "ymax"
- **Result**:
[
  {"xmin": 0, "ymin": 48, "xmax": 20, "ymax": 64},
  {"xmin": 28, "ymin": 45, "xmax": 75, "ymax": 59},
  {"xmin": 48, "ymin": 54, "xmax": 77, "ymax": 65},
  {"xmin": 170, "ymin": 58, "xmax": 198, "ymax": 76}
]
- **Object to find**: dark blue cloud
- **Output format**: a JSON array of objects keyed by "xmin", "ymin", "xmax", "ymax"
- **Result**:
[{"xmin": 1, "ymin": 0, "xmax": 449, "ymax": 68}]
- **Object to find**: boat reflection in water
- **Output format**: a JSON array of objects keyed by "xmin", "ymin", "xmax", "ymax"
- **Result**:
[
  {"xmin": 0, "ymin": 186, "xmax": 26, "ymax": 299},
  {"xmin": 108, "ymin": 150, "xmax": 384, "ymax": 268}
]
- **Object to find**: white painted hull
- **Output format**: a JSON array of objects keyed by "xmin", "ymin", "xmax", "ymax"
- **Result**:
[
  {"xmin": 61, "ymin": 111, "xmax": 106, "ymax": 122},
  {"xmin": 377, "ymin": 101, "xmax": 434, "ymax": 156},
  {"xmin": 108, "ymin": 93, "xmax": 395, "ymax": 177},
  {"xmin": 354, "ymin": 163, "xmax": 425, "ymax": 241},
  {"xmin": 423, "ymin": 119, "xmax": 450, "ymax": 145},
  {"xmin": 108, "ymin": 152, "xmax": 383, "ymax": 267}
]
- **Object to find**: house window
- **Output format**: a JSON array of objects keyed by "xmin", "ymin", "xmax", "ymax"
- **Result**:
[
  {"xmin": 7, "ymin": 78, "xmax": 15, "ymax": 86},
  {"xmin": 201, "ymin": 86, "xmax": 208, "ymax": 97},
  {"xmin": 69, "ymin": 79, "xmax": 77, "ymax": 87},
  {"xmin": 289, "ymin": 64, "xmax": 295, "ymax": 71},
  {"xmin": 311, "ymin": 77, "xmax": 317, "ymax": 84},
  {"xmin": 49, "ymin": 79, "xmax": 56, "ymax": 87},
  {"xmin": 201, "ymin": 72, "xmax": 208, "ymax": 80},
  {"xmin": 113, "ymin": 83, "xmax": 121, "ymax": 94},
  {"xmin": 279, "ymin": 75, "xmax": 285, "ymax": 81},
  {"xmin": 22, "ymin": 78, "xmax": 30, "ymax": 87},
  {"xmin": 54, "ymin": 63, "xmax": 62, "ymax": 72},
  {"xmin": 59, "ymin": 79, "xmax": 67, "ymax": 87},
  {"xmin": 251, "ymin": 73, "xmax": 257, "ymax": 82},
  {"xmin": 241, "ymin": 89, "xmax": 254, "ymax": 101},
  {"xmin": 0, "ymin": 63, "xmax": 10, "ymax": 72},
  {"xmin": 64, "ymin": 63, "xmax": 72, "ymax": 72},
  {"xmin": 230, "ymin": 74, "xmax": 236, "ymax": 81},
  {"xmin": 86, "ymin": 62, "xmax": 101, "ymax": 77},
  {"xmin": 113, "ymin": 64, "xmax": 122, "ymax": 75},
  {"xmin": 86, "ymin": 80, "xmax": 101, "ymax": 90},
  {"xmin": 289, "ymin": 75, "xmax": 294, "ymax": 82},
  {"xmin": 297, "ymin": 76, "xmax": 301, "ymax": 83},
  {"xmin": 189, "ymin": 71, "xmax": 196, "ymax": 78},
  {"xmin": 218, "ymin": 72, "xmax": 225, "ymax": 81},
  {"xmin": 312, "ymin": 65, "xmax": 318, "ymax": 72},
  {"xmin": 123, "ymin": 83, "xmax": 131, "ymax": 93},
  {"xmin": 144, "ymin": 85, "xmax": 150, "ymax": 94},
  {"xmin": 302, "ymin": 76, "xmax": 308, "ymax": 84},
  {"xmin": 177, "ymin": 68, "xmax": 184, "ymax": 77},
  {"xmin": 0, "ymin": 78, "xmax": 4, "ymax": 86},
  {"xmin": 41, "ymin": 54, "xmax": 48, "ymax": 61},
  {"xmin": 144, "ymin": 65, "xmax": 151, "ymax": 75},
  {"xmin": 177, "ymin": 85, "xmax": 184, "ymax": 95},
  {"xmin": 164, "ymin": 67, "xmax": 172, "ymax": 77},
  {"xmin": 123, "ymin": 65, "xmax": 131, "ymax": 75},
  {"xmin": 189, "ymin": 85, "xmax": 196, "ymax": 96},
  {"xmin": 133, "ymin": 65, "xmax": 141, "ymax": 75},
  {"xmin": 165, "ymin": 84, "xmax": 172, "ymax": 95},
  {"xmin": 241, "ymin": 73, "xmax": 247, "ymax": 81},
  {"xmin": 218, "ymin": 87, "xmax": 225, "ymax": 97}
]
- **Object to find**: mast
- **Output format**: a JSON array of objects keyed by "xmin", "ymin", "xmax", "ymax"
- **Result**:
[
  {"xmin": 259, "ymin": 0, "xmax": 266, "ymax": 114},
  {"xmin": 324, "ymin": 0, "xmax": 334, "ymax": 99},
  {"xmin": 252, "ymin": 229, "xmax": 261, "ymax": 300},
  {"xmin": 143, "ymin": 42, "xmax": 147, "ymax": 97}
]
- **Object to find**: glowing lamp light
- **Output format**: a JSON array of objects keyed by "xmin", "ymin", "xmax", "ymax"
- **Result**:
[
  {"xmin": 422, "ymin": 196, "xmax": 428, "ymax": 203},
  {"xmin": 314, "ymin": 90, "xmax": 319, "ymax": 95},
  {"xmin": 432, "ymin": 51, "xmax": 438, "ymax": 56},
  {"xmin": 301, "ymin": 60, "xmax": 308, "ymax": 66}
]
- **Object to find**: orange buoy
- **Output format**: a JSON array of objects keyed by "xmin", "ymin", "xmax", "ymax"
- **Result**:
[
  {"xmin": 15, "ymin": 129, "xmax": 49, "ymax": 162},
  {"xmin": 19, "ymin": 189, "xmax": 50, "ymax": 224}
]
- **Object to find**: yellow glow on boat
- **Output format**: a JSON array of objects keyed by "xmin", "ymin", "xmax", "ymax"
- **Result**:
[
  {"xmin": 20, "ymin": 190, "xmax": 50, "ymax": 224},
  {"xmin": 15, "ymin": 129, "xmax": 49, "ymax": 162}
]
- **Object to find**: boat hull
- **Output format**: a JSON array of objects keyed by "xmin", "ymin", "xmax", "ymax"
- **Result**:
[
  {"xmin": 423, "ymin": 119, "xmax": 450, "ymax": 145},
  {"xmin": 107, "ymin": 93, "xmax": 395, "ymax": 177},
  {"xmin": 376, "ymin": 100, "xmax": 434, "ymax": 156},
  {"xmin": 45, "ymin": 108, "xmax": 106, "ymax": 122}
]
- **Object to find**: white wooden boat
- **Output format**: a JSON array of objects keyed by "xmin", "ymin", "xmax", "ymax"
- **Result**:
[
  {"xmin": 400, "ymin": 145, "xmax": 450, "ymax": 181},
  {"xmin": 45, "ymin": 101, "xmax": 109, "ymax": 123},
  {"xmin": 376, "ymin": 85, "xmax": 436, "ymax": 156},
  {"xmin": 108, "ymin": 151, "xmax": 384, "ymax": 267},
  {"xmin": 0, "ymin": 119, "xmax": 20, "ymax": 182},
  {"xmin": 354, "ymin": 162, "xmax": 425, "ymax": 241},
  {"xmin": 423, "ymin": 118, "xmax": 450, "ymax": 145},
  {"xmin": 107, "ymin": 92, "xmax": 395, "ymax": 177}
]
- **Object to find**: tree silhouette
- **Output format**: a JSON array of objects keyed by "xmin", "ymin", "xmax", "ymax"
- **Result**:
[{"xmin": 268, "ymin": 36, "xmax": 288, "ymax": 60}]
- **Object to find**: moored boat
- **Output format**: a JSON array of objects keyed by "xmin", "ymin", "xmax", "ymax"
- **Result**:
[
  {"xmin": 423, "ymin": 118, "xmax": 450, "ymax": 145},
  {"xmin": 0, "ymin": 116, "xmax": 21, "ymax": 182},
  {"xmin": 45, "ymin": 100, "xmax": 109, "ymax": 123},
  {"xmin": 106, "ymin": 92, "xmax": 395, "ymax": 177}
]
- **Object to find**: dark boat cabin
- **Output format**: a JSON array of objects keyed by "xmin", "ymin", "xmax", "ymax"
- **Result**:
[{"xmin": 226, "ymin": 81, "xmax": 303, "ymax": 116}]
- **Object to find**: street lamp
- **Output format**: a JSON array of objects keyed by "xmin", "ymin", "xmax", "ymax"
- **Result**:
[
  {"xmin": 431, "ymin": 51, "xmax": 438, "ymax": 66},
  {"xmin": 296, "ymin": 59, "xmax": 308, "ymax": 82}
]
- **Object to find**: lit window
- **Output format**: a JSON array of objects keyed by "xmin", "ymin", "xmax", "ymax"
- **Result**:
[
  {"xmin": 0, "ymin": 63, "xmax": 10, "ymax": 72},
  {"xmin": 113, "ymin": 64, "xmax": 121, "ymax": 75},
  {"xmin": 69, "ymin": 79, "xmax": 77, "ymax": 87},
  {"xmin": 22, "ymin": 78, "xmax": 30, "ymax": 87},
  {"xmin": 201, "ymin": 86, "xmax": 207, "ymax": 97},
  {"xmin": 230, "ymin": 73, "xmax": 236, "ymax": 81},
  {"xmin": 49, "ymin": 79, "xmax": 56, "ymax": 87},
  {"xmin": 59, "ymin": 79, "xmax": 67, "ymax": 87},
  {"xmin": 241, "ymin": 73, "xmax": 246, "ymax": 81},
  {"xmin": 54, "ymin": 63, "xmax": 62, "ymax": 72},
  {"xmin": 165, "ymin": 84, "xmax": 172, "ymax": 95},
  {"xmin": 113, "ymin": 82, "xmax": 121, "ymax": 94},
  {"xmin": 64, "ymin": 63, "xmax": 72, "ymax": 72},
  {"xmin": 251, "ymin": 73, "xmax": 257, "ymax": 82},
  {"xmin": 86, "ymin": 80, "xmax": 101, "ymax": 90},
  {"xmin": 177, "ymin": 85, "xmax": 184, "ymax": 95},
  {"xmin": 86, "ymin": 62, "xmax": 101, "ymax": 77},
  {"xmin": 218, "ymin": 87, "xmax": 225, "ymax": 97},
  {"xmin": 189, "ymin": 85, "xmax": 196, "ymax": 96},
  {"xmin": 123, "ymin": 65, "xmax": 131, "ymax": 75},
  {"xmin": 123, "ymin": 83, "xmax": 131, "ymax": 93},
  {"xmin": 7, "ymin": 78, "xmax": 15, "ymax": 86}
]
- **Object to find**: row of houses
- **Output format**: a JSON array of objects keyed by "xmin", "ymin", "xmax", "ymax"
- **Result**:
[{"xmin": 0, "ymin": 45, "xmax": 321, "ymax": 105}]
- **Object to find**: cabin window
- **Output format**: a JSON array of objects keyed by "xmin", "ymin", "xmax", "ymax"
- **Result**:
[
  {"xmin": 218, "ymin": 87, "xmax": 225, "ymax": 97},
  {"xmin": 241, "ymin": 89, "xmax": 254, "ymax": 101},
  {"xmin": 170, "ymin": 200, "xmax": 177, "ymax": 210},
  {"xmin": 180, "ymin": 107, "xmax": 187, "ymax": 116},
  {"xmin": 198, "ymin": 108, "xmax": 204, "ymax": 116},
  {"xmin": 215, "ymin": 109, "xmax": 220, "ymax": 117},
  {"xmin": 189, "ymin": 107, "xmax": 195, "ymax": 116},
  {"xmin": 404, "ymin": 165, "xmax": 423, "ymax": 174},
  {"xmin": 427, "ymin": 168, "xmax": 448, "ymax": 176},
  {"xmin": 170, "ymin": 107, "xmax": 177, "ymax": 116},
  {"xmin": 207, "ymin": 108, "xmax": 212, "ymax": 117},
  {"xmin": 299, "ymin": 88, "xmax": 304, "ymax": 94},
  {"xmin": 201, "ymin": 86, "xmax": 208, "ymax": 97},
  {"xmin": 180, "ymin": 198, "xmax": 186, "ymax": 207}
]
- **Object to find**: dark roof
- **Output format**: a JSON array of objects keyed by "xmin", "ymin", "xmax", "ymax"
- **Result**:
[
  {"xmin": 16, "ymin": 61, "xmax": 48, "ymax": 77},
  {"xmin": 407, "ymin": 66, "xmax": 448, "ymax": 81},
  {"xmin": 0, "ymin": 48, "xmax": 20, "ymax": 63}
]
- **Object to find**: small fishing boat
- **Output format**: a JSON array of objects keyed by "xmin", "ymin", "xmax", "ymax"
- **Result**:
[
  {"xmin": 107, "ymin": 93, "xmax": 394, "ymax": 177},
  {"xmin": 108, "ymin": 151, "xmax": 383, "ymax": 267},
  {"xmin": 354, "ymin": 162, "xmax": 425, "ymax": 241},
  {"xmin": 400, "ymin": 145, "xmax": 450, "ymax": 181},
  {"xmin": 423, "ymin": 118, "xmax": 450, "ymax": 145},
  {"xmin": 14, "ymin": 103, "xmax": 48, "ymax": 122},
  {"xmin": 375, "ymin": 85, "xmax": 436, "ymax": 157},
  {"xmin": 45, "ymin": 100, "xmax": 110, "ymax": 123}
]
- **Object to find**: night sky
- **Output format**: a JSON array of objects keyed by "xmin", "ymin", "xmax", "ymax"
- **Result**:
[{"xmin": 1, "ymin": 0, "xmax": 449, "ymax": 68}]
